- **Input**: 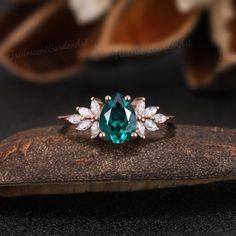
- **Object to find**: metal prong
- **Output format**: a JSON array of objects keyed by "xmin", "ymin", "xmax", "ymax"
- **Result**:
[
  {"xmin": 99, "ymin": 132, "xmax": 106, "ymax": 139},
  {"xmin": 131, "ymin": 132, "xmax": 138, "ymax": 140},
  {"xmin": 124, "ymin": 95, "xmax": 131, "ymax": 101},
  {"xmin": 133, "ymin": 97, "xmax": 145, "ymax": 101},
  {"xmin": 137, "ymin": 116, "xmax": 142, "ymax": 121},
  {"xmin": 105, "ymin": 95, "xmax": 111, "ymax": 101},
  {"xmin": 91, "ymin": 97, "xmax": 104, "ymax": 107},
  {"xmin": 141, "ymin": 115, "xmax": 146, "ymax": 123}
]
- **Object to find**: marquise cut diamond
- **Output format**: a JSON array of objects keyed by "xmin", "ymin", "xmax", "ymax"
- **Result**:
[
  {"xmin": 137, "ymin": 121, "xmax": 145, "ymax": 138},
  {"xmin": 154, "ymin": 113, "xmax": 168, "ymax": 123},
  {"xmin": 91, "ymin": 121, "xmax": 100, "ymax": 138},
  {"xmin": 144, "ymin": 106, "xmax": 159, "ymax": 117},
  {"xmin": 78, "ymin": 107, "xmax": 93, "ymax": 118},
  {"xmin": 144, "ymin": 120, "xmax": 158, "ymax": 131},
  {"xmin": 67, "ymin": 114, "xmax": 81, "ymax": 124},
  {"xmin": 91, "ymin": 99, "xmax": 101, "ymax": 118},
  {"xmin": 76, "ymin": 120, "xmax": 92, "ymax": 131}
]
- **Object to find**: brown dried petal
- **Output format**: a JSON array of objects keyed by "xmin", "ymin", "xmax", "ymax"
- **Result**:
[
  {"xmin": 228, "ymin": 0, "xmax": 236, "ymax": 54},
  {"xmin": 184, "ymin": 16, "xmax": 220, "ymax": 89},
  {"xmin": 185, "ymin": 2, "xmax": 236, "ymax": 90},
  {"xmin": 83, "ymin": 0, "xmax": 200, "ymax": 59},
  {"xmin": 69, "ymin": 0, "xmax": 113, "ymax": 24},
  {"xmin": 216, "ymin": 0, "xmax": 236, "ymax": 71},
  {"xmin": 0, "ymin": 0, "xmax": 103, "ymax": 83},
  {"xmin": 0, "ymin": 1, "xmax": 44, "ymax": 45},
  {"xmin": 176, "ymin": 0, "xmax": 214, "ymax": 13},
  {"xmin": 210, "ymin": 0, "xmax": 233, "ymax": 54},
  {"xmin": 0, "ymin": 125, "xmax": 235, "ymax": 197}
]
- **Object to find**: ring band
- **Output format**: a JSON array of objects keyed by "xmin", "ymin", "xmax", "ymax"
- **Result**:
[{"xmin": 58, "ymin": 93, "xmax": 175, "ymax": 144}]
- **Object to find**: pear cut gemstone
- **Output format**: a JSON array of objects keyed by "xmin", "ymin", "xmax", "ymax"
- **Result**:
[{"xmin": 99, "ymin": 93, "xmax": 137, "ymax": 144}]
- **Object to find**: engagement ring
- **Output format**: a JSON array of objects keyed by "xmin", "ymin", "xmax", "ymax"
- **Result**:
[{"xmin": 58, "ymin": 93, "xmax": 175, "ymax": 144}]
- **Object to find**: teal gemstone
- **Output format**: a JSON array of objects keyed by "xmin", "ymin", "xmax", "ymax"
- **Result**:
[{"xmin": 99, "ymin": 93, "xmax": 137, "ymax": 144}]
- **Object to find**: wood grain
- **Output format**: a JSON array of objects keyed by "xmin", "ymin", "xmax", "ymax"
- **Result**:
[{"xmin": 0, "ymin": 125, "xmax": 235, "ymax": 197}]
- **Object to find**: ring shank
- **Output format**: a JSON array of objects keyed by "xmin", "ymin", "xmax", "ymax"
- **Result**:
[{"xmin": 165, "ymin": 116, "xmax": 175, "ymax": 126}]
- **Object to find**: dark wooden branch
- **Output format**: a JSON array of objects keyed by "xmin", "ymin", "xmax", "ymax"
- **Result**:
[{"xmin": 0, "ymin": 125, "xmax": 235, "ymax": 197}]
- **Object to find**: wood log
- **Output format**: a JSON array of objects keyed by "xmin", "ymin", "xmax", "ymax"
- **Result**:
[{"xmin": 0, "ymin": 125, "xmax": 235, "ymax": 197}]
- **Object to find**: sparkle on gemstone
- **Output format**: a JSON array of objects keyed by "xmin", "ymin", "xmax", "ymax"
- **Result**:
[{"xmin": 99, "ymin": 93, "xmax": 137, "ymax": 144}]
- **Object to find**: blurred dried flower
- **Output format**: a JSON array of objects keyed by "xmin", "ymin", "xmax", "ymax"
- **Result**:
[
  {"xmin": 180, "ymin": 0, "xmax": 236, "ymax": 88},
  {"xmin": 69, "ymin": 0, "xmax": 113, "ymax": 24},
  {"xmin": 0, "ymin": 0, "xmax": 235, "ymax": 89},
  {"xmin": 176, "ymin": 0, "xmax": 215, "ymax": 12}
]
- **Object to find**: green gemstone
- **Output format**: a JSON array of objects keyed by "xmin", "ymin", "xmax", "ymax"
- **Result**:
[{"xmin": 99, "ymin": 93, "xmax": 137, "ymax": 144}]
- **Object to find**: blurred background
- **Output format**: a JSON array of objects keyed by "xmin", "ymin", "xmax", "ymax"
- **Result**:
[{"xmin": 0, "ymin": 0, "xmax": 236, "ymax": 235}]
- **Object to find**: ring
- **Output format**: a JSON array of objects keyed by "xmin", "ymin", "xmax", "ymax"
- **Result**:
[{"xmin": 58, "ymin": 93, "xmax": 175, "ymax": 144}]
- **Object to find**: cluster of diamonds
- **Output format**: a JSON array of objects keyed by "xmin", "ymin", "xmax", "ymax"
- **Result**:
[
  {"xmin": 131, "ymin": 97, "xmax": 169, "ymax": 139},
  {"xmin": 66, "ymin": 97, "xmax": 103, "ymax": 139},
  {"xmin": 65, "ymin": 96, "xmax": 169, "ymax": 139}
]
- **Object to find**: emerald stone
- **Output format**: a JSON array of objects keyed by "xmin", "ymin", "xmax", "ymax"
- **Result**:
[{"xmin": 99, "ymin": 93, "xmax": 137, "ymax": 144}]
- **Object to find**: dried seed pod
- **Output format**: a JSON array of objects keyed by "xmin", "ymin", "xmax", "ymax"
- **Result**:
[
  {"xmin": 0, "ymin": 0, "xmax": 104, "ymax": 82},
  {"xmin": 176, "ymin": 0, "xmax": 214, "ymax": 13},
  {"xmin": 0, "ymin": 125, "xmax": 235, "ymax": 197},
  {"xmin": 82, "ymin": 0, "xmax": 200, "ymax": 58},
  {"xmin": 69, "ymin": 0, "xmax": 113, "ymax": 24},
  {"xmin": 0, "ymin": 0, "xmax": 200, "ymax": 83},
  {"xmin": 179, "ymin": 0, "xmax": 236, "ymax": 89},
  {"xmin": 0, "ymin": 0, "xmax": 236, "ymax": 89}
]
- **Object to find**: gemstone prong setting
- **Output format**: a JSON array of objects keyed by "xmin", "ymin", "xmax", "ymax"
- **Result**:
[
  {"xmin": 105, "ymin": 95, "xmax": 111, "ymax": 101},
  {"xmin": 131, "ymin": 132, "xmax": 138, "ymax": 139},
  {"xmin": 99, "ymin": 132, "xmax": 106, "ymax": 139},
  {"xmin": 58, "ymin": 93, "xmax": 175, "ymax": 144},
  {"xmin": 124, "ymin": 95, "xmax": 131, "ymax": 101}
]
